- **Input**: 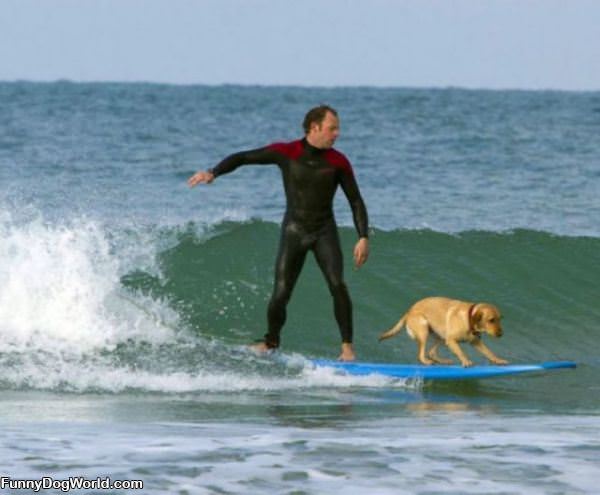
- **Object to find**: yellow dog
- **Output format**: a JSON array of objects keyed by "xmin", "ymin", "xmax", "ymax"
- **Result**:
[{"xmin": 379, "ymin": 297, "xmax": 508, "ymax": 367}]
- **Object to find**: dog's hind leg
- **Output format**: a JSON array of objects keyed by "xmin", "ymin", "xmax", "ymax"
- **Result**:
[
  {"xmin": 407, "ymin": 317, "xmax": 434, "ymax": 365},
  {"xmin": 427, "ymin": 335, "xmax": 454, "ymax": 364}
]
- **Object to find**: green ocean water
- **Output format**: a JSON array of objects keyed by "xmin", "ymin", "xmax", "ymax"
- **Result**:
[
  {"xmin": 114, "ymin": 221, "xmax": 595, "ymax": 410},
  {"xmin": 124, "ymin": 222, "xmax": 595, "ymax": 362}
]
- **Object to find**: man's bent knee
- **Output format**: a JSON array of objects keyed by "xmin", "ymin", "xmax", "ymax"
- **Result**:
[{"xmin": 328, "ymin": 280, "xmax": 349, "ymax": 298}]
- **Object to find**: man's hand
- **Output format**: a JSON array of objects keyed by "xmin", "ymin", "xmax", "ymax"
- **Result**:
[
  {"xmin": 187, "ymin": 170, "xmax": 215, "ymax": 187},
  {"xmin": 353, "ymin": 237, "xmax": 369, "ymax": 269}
]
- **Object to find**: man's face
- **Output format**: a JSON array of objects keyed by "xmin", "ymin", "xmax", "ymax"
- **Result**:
[{"xmin": 309, "ymin": 111, "xmax": 340, "ymax": 149}]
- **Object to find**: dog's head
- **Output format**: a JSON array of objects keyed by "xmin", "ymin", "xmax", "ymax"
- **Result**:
[{"xmin": 472, "ymin": 303, "xmax": 503, "ymax": 337}]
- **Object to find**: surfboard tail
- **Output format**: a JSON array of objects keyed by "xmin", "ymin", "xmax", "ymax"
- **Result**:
[{"xmin": 379, "ymin": 313, "xmax": 407, "ymax": 341}]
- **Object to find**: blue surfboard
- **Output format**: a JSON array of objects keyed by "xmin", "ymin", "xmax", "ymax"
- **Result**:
[{"xmin": 310, "ymin": 360, "xmax": 576, "ymax": 380}]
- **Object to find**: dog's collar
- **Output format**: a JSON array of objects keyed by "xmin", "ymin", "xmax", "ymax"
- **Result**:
[{"xmin": 468, "ymin": 304, "xmax": 481, "ymax": 337}]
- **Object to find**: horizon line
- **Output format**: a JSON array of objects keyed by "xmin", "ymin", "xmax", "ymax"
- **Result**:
[{"xmin": 1, "ymin": 78, "xmax": 598, "ymax": 94}]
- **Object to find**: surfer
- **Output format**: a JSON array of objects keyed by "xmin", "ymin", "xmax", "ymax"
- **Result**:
[{"xmin": 188, "ymin": 105, "xmax": 369, "ymax": 361}]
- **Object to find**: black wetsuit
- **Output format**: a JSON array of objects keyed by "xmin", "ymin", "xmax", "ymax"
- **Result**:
[{"xmin": 209, "ymin": 138, "xmax": 369, "ymax": 348}]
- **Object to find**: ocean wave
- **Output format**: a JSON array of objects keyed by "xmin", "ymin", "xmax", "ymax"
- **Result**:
[{"xmin": 0, "ymin": 214, "xmax": 595, "ymax": 393}]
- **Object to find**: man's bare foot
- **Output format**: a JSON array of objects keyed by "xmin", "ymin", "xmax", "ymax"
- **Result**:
[
  {"xmin": 248, "ymin": 341, "xmax": 273, "ymax": 355},
  {"xmin": 338, "ymin": 343, "xmax": 356, "ymax": 361}
]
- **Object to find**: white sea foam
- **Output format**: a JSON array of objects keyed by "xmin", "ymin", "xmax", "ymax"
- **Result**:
[
  {"xmin": 0, "ymin": 348, "xmax": 409, "ymax": 393},
  {"xmin": 3, "ymin": 416, "xmax": 598, "ymax": 495},
  {"xmin": 0, "ymin": 213, "xmax": 185, "ymax": 391},
  {"xmin": 0, "ymin": 214, "xmax": 175, "ymax": 353},
  {"xmin": 0, "ymin": 216, "xmax": 116, "ymax": 352}
]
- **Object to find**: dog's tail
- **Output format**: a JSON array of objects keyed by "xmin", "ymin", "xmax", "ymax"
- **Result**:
[{"xmin": 378, "ymin": 313, "xmax": 408, "ymax": 342}]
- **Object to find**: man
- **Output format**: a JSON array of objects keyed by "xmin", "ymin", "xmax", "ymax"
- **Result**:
[{"xmin": 188, "ymin": 105, "xmax": 369, "ymax": 361}]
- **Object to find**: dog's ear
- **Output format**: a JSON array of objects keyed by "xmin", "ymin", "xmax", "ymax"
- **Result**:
[{"xmin": 471, "ymin": 305, "xmax": 484, "ymax": 327}]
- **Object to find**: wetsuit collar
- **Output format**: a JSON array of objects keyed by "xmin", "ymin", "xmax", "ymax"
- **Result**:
[{"xmin": 302, "ymin": 137, "xmax": 325, "ymax": 155}]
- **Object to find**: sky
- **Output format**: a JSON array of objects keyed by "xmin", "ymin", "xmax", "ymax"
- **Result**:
[{"xmin": 1, "ymin": 0, "xmax": 599, "ymax": 90}]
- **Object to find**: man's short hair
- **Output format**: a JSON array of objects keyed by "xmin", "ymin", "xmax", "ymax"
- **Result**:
[{"xmin": 303, "ymin": 105, "xmax": 338, "ymax": 134}]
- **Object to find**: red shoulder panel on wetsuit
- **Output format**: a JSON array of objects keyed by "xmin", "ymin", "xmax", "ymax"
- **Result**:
[
  {"xmin": 267, "ymin": 140, "xmax": 304, "ymax": 160},
  {"xmin": 324, "ymin": 149, "xmax": 354, "ymax": 176}
]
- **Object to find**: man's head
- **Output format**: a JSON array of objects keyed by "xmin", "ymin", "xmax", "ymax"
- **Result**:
[{"xmin": 303, "ymin": 105, "xmax": 340, "ymax": 149}]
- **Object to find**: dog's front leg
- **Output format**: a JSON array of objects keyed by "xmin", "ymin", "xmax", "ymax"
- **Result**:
[
  {"xmin": 446, "ymin": 339, "xmax": 473, "ymax": 367},
  {"xmin": 471, "ymin": 339, "xmax": 508, "ymax": 365}
]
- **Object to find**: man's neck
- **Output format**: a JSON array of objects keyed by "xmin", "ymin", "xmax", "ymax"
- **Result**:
[{"xmin": 305, "ymin": 135, "xmax": 323, "ymax": 150}]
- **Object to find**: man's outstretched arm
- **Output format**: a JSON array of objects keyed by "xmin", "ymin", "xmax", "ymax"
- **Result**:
[{"xmin": 188, "ymin": 146, "xmax": 281, "ymax": 187}]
